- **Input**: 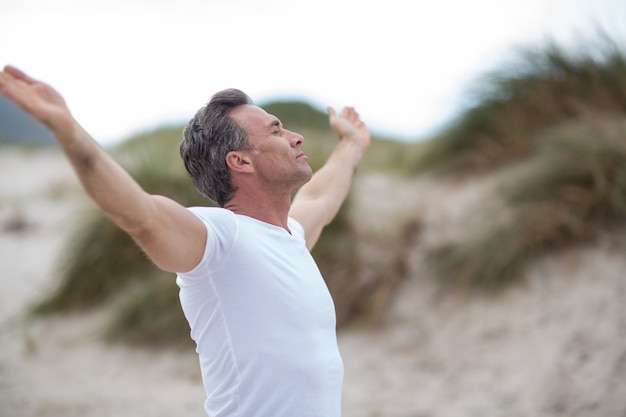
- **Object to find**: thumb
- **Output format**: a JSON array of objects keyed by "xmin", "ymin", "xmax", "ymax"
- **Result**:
[{"xmin": 327, "ymin": 106, "xmax": 336, "ymax": 121}]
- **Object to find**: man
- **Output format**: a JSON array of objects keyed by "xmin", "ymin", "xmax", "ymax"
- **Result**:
[{"xmin": 0, "ymin": 65, "xmax": 370, "ymax": 416}]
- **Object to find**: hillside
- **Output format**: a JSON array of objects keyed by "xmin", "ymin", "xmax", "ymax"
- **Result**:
[
  {"xmin": 1, "ymin": 146, "xmax": 625, "ymax": 416},
  {"xmin": 1, "ymin": 39, "xmax": 625, "ymax": 416}
]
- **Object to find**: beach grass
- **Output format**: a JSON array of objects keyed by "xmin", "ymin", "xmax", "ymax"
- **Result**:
[
  {"xmin": 413, "ymin": 37, "xmax": 626, "ymax": 174},
  {"xmin": 31, "ymin": 35, "xmax": 626, "ymax": 346}
]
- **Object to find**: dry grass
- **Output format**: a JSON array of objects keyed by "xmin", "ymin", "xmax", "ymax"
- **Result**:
[
  {"xmin": 105, "ymin": 273, "xmax": 193, "ymax": 349},
  {"xmin": 33, "ymin": 35, "xmax": 626, "ymax": 345},
  {"xmin": 432, "ymin": 118, "xmax": 626, "ymax": 289},
  {"xmin": 414, "ymin": 37, "xmax": 626, "ymax": 174}
]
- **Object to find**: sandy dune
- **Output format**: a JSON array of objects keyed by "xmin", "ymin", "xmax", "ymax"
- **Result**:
[{"xmin": 1, "ymin": 147, "xmax": 625, "ymax": 417}]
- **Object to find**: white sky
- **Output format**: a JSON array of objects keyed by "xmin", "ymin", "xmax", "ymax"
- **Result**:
[{"xmin": 1, "ymin": 0, "xmax": 625, "ymax": 144}]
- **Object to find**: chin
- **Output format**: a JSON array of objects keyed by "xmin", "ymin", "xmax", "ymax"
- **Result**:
[{"xmin": 298, "ymin": 168, "xmax": 313, "ymax": 186}]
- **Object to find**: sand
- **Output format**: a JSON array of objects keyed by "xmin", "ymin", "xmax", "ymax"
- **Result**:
[{"xmin": 1, "ymin": 146, "xmax": 625, "ymax": 417}]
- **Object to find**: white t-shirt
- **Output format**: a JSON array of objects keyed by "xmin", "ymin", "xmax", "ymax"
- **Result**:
[{"xmin": 176, "ymin": 207, "xmax": 344, "ymax": 417}]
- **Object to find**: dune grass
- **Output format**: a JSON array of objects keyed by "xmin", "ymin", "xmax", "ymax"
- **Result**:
[
  {"xmin": 414, "ymin": 38, "xmax": 626, "ymax": 174},
  {"xmin": 105, "ymin": 273, "xmax": 194, "ymax": 349},
  {"xmin": 432, "ymin": 118, "xmax": 626, "ymax": 289},
  {"xmin": 419, "ymin": 36, "xmax": 626, "ymax": 290},
  {"xmin": 34, "ymin": 35, "xmax": 626, "ymax": 345}
]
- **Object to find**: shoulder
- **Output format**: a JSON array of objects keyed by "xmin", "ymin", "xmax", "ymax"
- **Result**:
[
  {"xmin": 187, "ymin": 206, "xmax": 237, "ymax": 229},
  {"xmin": 178, "ymin": 207, "xmax": 238, "ymax": 276},
  {"xmin": 186, "ymin": 206, "xmax": 240, "ymax": 248}
]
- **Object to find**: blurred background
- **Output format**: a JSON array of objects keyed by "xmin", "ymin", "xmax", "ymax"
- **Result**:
[
  {"xmin": 2, "ymin": 0, "xmax": 625, "ymax": 144},
  {"xmin": 2, "ymin": 1, "xmax": 626, "ymax": 417}
]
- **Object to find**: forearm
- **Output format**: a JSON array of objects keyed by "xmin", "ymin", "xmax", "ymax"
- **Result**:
[
  {"xmin": 296, "ymin": 138, "xmax": 364, "ymax": 224},
  {"xmin": 57, "ymin": 121, "xmax": 154, "ymax": 234}
]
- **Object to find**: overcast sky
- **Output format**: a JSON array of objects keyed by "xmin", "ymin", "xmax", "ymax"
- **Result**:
[{"xmin": 1, "ymin": 0, "xmax": 625, "ymax": 144}]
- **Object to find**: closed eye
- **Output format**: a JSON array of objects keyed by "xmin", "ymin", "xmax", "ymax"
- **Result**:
[{"xmin": 269, "ymin": 118, "xmax": 283, "ymax": 135}]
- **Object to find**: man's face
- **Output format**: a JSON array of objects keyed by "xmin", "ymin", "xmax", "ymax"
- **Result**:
[{"xmin": 229, "ymin": 105, "xmax": 312, "ymax": 191}]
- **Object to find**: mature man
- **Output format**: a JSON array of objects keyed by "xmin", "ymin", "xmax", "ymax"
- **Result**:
[{"xmin": 0, "ymin": 65, "xmax": 370, "ymax": 416}]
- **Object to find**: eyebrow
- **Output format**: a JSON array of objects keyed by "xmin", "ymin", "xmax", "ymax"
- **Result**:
[{"xmin": 267, "ymin": 118, "xmax": 281, "ymax": 130}]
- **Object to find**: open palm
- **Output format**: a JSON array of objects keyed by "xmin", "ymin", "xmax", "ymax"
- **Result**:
[
  {"xmin": 0, "ymin": 65, "xmax": 75, "ymax": 139},
  {"xmin": 328, "ymin": 106, "xmax": 371, "ymax": 152}
]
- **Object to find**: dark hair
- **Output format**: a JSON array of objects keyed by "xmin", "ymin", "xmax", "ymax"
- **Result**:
[{"xmin": 180, "ymin": 88, "xmax": 253, "ymax": 206}]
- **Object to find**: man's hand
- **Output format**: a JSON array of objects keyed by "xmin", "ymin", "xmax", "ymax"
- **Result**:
[
  {"xmin": 328, "ymin": 106, "xmax": 371, "ymax": 152},
  {"xmin": 290, "ymin": 106, "xmax": 370, "ymax": 249},
  {"xmin": 0, "ymin": 65, "xmax": 75, "ymax": 140}
]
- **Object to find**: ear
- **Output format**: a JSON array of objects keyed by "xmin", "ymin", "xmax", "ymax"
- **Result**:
[{"xmin": 226, "ymin": 150, "xmax": 254, "ymax": 173}]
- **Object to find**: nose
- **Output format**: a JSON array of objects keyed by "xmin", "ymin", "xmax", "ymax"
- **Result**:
[{"xmin": 288, "ymin": 129, "xmax": 304, "ymax": 147}]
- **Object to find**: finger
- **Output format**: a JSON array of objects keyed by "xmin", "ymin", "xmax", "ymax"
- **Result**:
[
  {"xmin": 0, "ymin": 71, "xmax": 18, "ymax": 97},
  {"xmin": 3, "ymin": 65, "xmax": 38, "ymax": 85},
  {"xmin": 348, "ymin": 108, "xmax": 365, "ymax": 128},
  {"xmin": 346, "ymin": 107, "xmax": 358, "ymax": 119},
  {"xmin": 343, "ymin": 107, "xmax": 360, "ymax": 123},
  {"xmin": 0, "ymin": 71, "xmax": 9, "ymax": 88}
]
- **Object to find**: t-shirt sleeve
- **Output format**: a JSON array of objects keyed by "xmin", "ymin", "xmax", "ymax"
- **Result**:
[{"xmin": 179, "ymin": 207, "xmax": 238, "ymax": 277}]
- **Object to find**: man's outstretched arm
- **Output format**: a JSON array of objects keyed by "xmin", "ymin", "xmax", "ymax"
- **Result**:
[
  {"xmin": 0, "ymin": 65, "xmax": 206, "ymax": 273},
  {"xmin": 289, "ymin": 106, "xmax": 370, "ymax": 250}
]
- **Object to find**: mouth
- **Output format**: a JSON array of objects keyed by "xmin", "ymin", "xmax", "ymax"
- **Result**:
[{"xmin": 296, "ymin": 152, "xmax": 308, "ymax": 160}]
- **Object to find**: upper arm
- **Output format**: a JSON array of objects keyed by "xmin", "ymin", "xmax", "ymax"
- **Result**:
[
  {"xmin": 128, "ymin": 195, "xmax": 207, "ymax": 273},
  {"xmin": 289, "ymin": 107, "xmax": 368, "ymax": 250},
  {"xmin": 289, "ymin": 198, "xmax": 328, "ymax": 251}
]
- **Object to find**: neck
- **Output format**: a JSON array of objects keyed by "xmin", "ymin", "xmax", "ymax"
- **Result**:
[{"xmin": 223, "ymin": 191, "xmax": 293, "ymax": 231}]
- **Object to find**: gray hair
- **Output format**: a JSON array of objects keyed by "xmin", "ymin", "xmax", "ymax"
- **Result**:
[{"xmin": 179, "ymin": 88, "xmax": 253, "ymax": 206}]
